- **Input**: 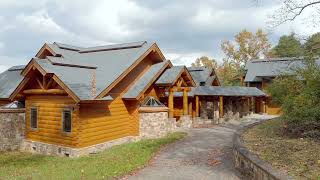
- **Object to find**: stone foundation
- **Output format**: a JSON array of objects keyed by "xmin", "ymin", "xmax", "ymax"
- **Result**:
[
  {"xmin": 21, "ymin": 136, "xmax": 133, "ymax": 158},
  {"xmin": 177, "ymin": 115, "xmax": 192, "ymax": 128},
  {"xmin": 0, "ymin": 111, "xmax": 25, "ymax": 151},
  {"xmin": 139, "ymin": 111, "xmax": 176, "ymax": 139}
]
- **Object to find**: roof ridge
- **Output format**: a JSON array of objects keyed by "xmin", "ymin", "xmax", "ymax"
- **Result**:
[
  {"xmin": 79, "ymin": 41, "xmax": 147, "ymax": 53},
  {"xmin": 53, "ymin": 42, "xmax": 83, "ymax": 51}
]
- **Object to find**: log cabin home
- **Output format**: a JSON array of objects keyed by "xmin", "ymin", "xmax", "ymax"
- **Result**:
[
  {"xmin": 0, "ymin": 41, "xmax": 265, "ymax": 157},
  {"xmin": 244, "ymin": 57, "xmax": 320, "ymax": 115}
]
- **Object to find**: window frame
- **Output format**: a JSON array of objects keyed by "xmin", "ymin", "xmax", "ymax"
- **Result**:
[
  {"xmin": 62, "ymin": 108, "xmax": 72, "ymax": 133},
  {"xmin": 30, "ymin": 106, "xmax": 38, "ymax": 130}
]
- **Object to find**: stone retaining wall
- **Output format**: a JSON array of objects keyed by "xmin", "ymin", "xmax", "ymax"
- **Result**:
[
  {"xmin": 0, "ymin": 110, "xmax": 25, "ymax": 151},
  {"xmin": 233, "ymin": 120, "xmax": 293, "ymax": 180},
  {"xmin": 139, "ymin": 111, "xmax": 176, "ymax": 139}
]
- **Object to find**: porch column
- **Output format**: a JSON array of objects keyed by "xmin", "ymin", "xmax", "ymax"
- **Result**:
[
  {"xmin": 188, "ymin": 100, "xmax": 193, "ymax": 117},
  {"xmin": 262, "ymin": 98, "xmax": 266, "ymax": 114},
  {"xmin": 168, "ymin": 88, "xmax": 174, "ymax": 118},
  {"xmin": 219, "ymin": 96, "xmax": 224, "ymax": 118},
  {"xmin": 195, "ymin": 96, "xmax": 199, "ymax": 117},
  {"xmin": 183, "ymin": 89, "xmax": 188, "ymax": 115}
]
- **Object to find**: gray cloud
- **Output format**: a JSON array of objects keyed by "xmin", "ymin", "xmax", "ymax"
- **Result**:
[{"xmin": 0, "ymin": 0, "xmax": 318, "ymax": 73}]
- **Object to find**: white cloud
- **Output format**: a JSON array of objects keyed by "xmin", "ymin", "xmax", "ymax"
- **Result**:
[{"xmin": 16, "ymin": 10, "xmax": 67, "ymax": 35}]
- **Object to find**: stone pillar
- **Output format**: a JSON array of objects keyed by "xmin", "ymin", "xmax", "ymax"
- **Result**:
[
  {"xmin": 183, "ymin": 89, "xmax": 188, "ymax": 115},
  {"xmin": 195, "ymin": 96, "xmax": 199, "ymax": 117},
  {"xmin": 168, "ymin": 88, "xmax": 174, "ymax": 118},
  {"xmin": 219, "ymin": 96, "xmax": 224, "ymax": 118}
]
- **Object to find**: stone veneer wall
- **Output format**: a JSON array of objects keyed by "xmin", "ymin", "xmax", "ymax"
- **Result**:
[
  {"xmin": 233, "ymin": 120, "xmax": 292, "ymax": 180},
  {"xmin": 21, "ymin": 136, "xmax": 133, "ymax": 158},
  {"xmin": 0, "ymin": 110, "xmax": 25, "ymax": 151},
  {"xmin": 139, "ymin": 111, "xmax": 176, "ymax": 139}
]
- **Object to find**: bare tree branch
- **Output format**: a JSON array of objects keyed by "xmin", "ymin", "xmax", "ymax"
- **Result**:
[{"xmin": 266, "ymin": 0, "xmax": 320, "ymax": 28}]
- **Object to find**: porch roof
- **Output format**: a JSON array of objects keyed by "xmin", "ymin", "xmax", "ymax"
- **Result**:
[
  {"xmin": 193, "ymin": 86, "xmax": 266, "ymax": 97},
  {"xmin": 166, "ymin": 86, "xmax": 266, "ymax": 97}
]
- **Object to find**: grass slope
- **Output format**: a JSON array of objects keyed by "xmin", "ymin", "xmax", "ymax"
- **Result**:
[
  {"xmin": 243, "ymin": 119, "xmax": 320, "ymax": 179},
  {"xmin": 0, "ymin": 132, "xmax": 187, "ymax": 180}
]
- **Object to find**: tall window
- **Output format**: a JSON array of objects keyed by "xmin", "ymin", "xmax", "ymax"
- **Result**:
[
  {"xmin": 30, "ymin": 107, "xmax": 38, "ymax": 129},
  {"xmin": 62, "ymin": 109, "xmax": 72, "ymax": 133}
]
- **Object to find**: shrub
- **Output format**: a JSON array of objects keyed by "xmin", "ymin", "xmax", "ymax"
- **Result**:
[{"xmin": 267, "ymin": 58, "xmax": 320, "ymax": 138}]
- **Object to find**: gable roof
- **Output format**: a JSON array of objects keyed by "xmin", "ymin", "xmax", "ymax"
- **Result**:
[
  {"xmin": 123, "ymin": 61, "xmax": 171, "ymax": 100},
  {"xmin": 187, "ymin": 67, "xmax": 219, "ymax": 86},
  {"xmin": 155, "ymin": 66, "xmax": 196, "ymax": 86},
  {"xmin": 244, "ymin": 57, "xmax": 320, "ymax": 82},
  {"xmin": 0, "ymin": 65, "xmax": 25, "ymax": 99},
  {"xmin": 15, "ymin": 41, "xmax": 166, "ymax": 101}
]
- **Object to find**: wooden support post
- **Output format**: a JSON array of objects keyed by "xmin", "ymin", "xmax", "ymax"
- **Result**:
[
  {"xmin": 219, "ymin": 96, "xmax": 224, "ymax": 118},
  {"xmin": 195, "ymin": 96, "xmax": 199, "ymax": 117},
  {"xmin": 262, "ymin": 99, "xmax": 266, "ymax": 114},
  {"xmin": 183, "ymin": 89, "xmax": 188, "ymax": 115},
  {"xmin": 188, "ymin": 100, "xmax": 192, "ymax": 117},
  {"xmin": 168, "ymin": 88, "xmax": 174, "ymax": 118}
]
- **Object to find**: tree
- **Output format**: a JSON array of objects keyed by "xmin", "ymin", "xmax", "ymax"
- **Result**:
[
  {"xmin": 191, "ymin": 56, "xmax": 218, "ymax": 69},
  {"xmin": 221, "ymin": 29, "xmax": 271, "ymax": 67},
  {"xmin": 267, "ymin": 58, "xmax": 320, "ymax": 138},
  {"xmin": 272, "ymin": 33, "xmax": 303, "ymax": 57},
  {"xmin": 266, "ymin": 0, "xmax": 320, "ymax": 27},
  {"xmin": 216, "ymin": 59, "xmax": 241, "ymax": 86},
  {"xmin": 304, "ymin": 32, "xmax": 320, "ymax": 56}
]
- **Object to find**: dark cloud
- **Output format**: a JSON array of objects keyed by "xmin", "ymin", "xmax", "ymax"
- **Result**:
[{"xmin": 0, "ymin": 0, "xmax": 316, "ymax": 72}]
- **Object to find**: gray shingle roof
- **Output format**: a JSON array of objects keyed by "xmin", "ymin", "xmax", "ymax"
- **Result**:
[
  {"xmin": 165, "ymin": 86, "xmax": 265, "ymax": 97},
  {"xmin": 123, "ymin": 61, "xmax": 169, "ymax": 99},
  {"xmin": 33, "ymin": 41, "xmax": 157, "ymax": 100},
  {"xmin": 244, "ymin": 57, "xmax": 320, "ymax": 82},
  {"xmin": 155, "ymin": 66, "xmax": 184, "ymax": 85},
  {"xmin": 187, "ymin": 67, "xmax": 213, "ymax": 86},
  {"xmin": 193, "ymin": 86, "xmax": 266, "ymax": 97},
  {"xmin": 0, "ymin": 65, "xmax": 25, "ymax": 99}
]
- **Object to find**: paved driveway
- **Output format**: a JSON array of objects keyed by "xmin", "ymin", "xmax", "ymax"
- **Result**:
[{"xmin": 126, "ymin": 115, "xmax": 276, "ymax": 180}]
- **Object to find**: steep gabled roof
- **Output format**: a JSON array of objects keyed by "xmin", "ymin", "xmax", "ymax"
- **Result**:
[
  {"xmin": 0, "ymin": 65, "xmax": 25, "ymax": 99},
  {"xmin": 244, "ymin": 57, "xmax": 320, "ymax": 82},
  {"xmin": 188, "ymin": 67, "xmax": 219, "ymax": 86},
  {"xmin": 155, "ymin": 66, "xmax": 196, "ymax": 86},
  {"xmin": 123, "ymin": 61, "xmax": 171, "ymax": 100},
  {"xmin": 14, "ymin": 41, "xmax": 166, "ymax": 101}
]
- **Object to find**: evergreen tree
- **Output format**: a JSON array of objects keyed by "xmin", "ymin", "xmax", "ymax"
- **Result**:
[{"xmin": 272, "ymin": 33, "xmax": 303, "ymax": 57}]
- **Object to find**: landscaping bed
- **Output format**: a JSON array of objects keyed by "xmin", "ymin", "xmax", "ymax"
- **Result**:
[
  {"xmin": 0, "ymin": 132, "xmax": 187, "ymax": 180},
  {"xmin": 243, "ymin": 119, "xmax": 320, "ymax": 179}
]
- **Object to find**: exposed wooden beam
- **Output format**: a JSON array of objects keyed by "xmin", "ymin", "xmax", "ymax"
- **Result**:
[
  {"xmin": 36, "ymin": 78, "xmax": 44, "ymax": 89},
  {"xmin": 23, "ymin": 89, "xmax": 67, "ymax": 95},
  {"xmin": 45, "ymin": 78, "xmax": 54, "ymax": 89}
]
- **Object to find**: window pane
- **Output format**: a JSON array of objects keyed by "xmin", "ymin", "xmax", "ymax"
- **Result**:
[
  {"xmin": 63, "ymin": 110, "xmax": 72, "ymax": 132},
  {"xmin": 30, "ymin": 108, "xmax": 37, "ymax": 129}
]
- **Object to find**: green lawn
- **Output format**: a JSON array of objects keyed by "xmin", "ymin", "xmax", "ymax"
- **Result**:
[
  {"xmin": 0, "ymin": 132, "xmax": 187, "ymax": 180},
  {"xmin": 243, "ymin": 119, "xmax": 320, "ymax": 179}
]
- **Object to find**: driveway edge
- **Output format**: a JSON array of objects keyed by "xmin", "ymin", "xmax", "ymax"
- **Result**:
[{"xmin": 232, "ymin": 118, "xmax": 293, "ymax": 180}]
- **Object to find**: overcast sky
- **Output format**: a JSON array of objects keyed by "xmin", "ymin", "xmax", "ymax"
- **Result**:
[{"xmin": 0, "ymin": 0, "xmax": 318, "ymax": 73}]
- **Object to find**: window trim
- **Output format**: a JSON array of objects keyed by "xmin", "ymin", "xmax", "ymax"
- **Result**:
[
  {"xmin": 62, "ymin": 108, "xmax": 72, "ymax": 133},
  {"xmin": 30, "ymin": 106, "xmax": 38, "ymax": 130}
]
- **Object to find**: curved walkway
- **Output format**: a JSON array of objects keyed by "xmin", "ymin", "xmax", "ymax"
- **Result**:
[{"xmin": 126, "ymin": 115, "xmax": 276, "ymax": 180}]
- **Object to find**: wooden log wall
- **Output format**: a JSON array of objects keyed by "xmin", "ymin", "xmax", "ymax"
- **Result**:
[
  {"xmin": 25, "ymin": 95, "xmax": 79, "ymax": 147},
  {"xmin": 78, "ymin": 97, "xmax": 139, "ymax": 148}
]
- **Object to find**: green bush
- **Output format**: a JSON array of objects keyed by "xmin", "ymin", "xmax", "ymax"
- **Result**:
[{"xmin": 267, "ymin": 58, "xmax": 320, "ymax": 138}]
